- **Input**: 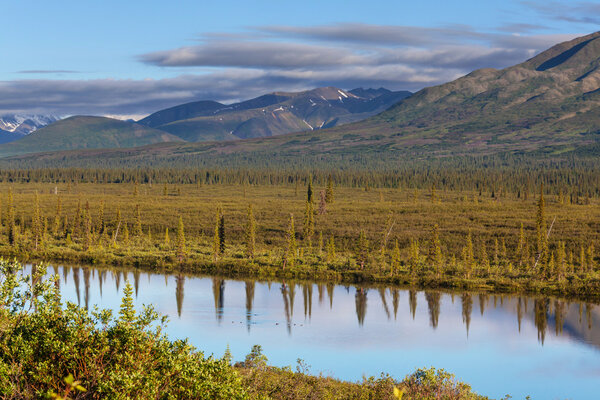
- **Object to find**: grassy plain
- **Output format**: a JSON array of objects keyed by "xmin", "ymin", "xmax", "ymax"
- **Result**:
[{"xmin": 2, "ymin": 179, "xmax": 600, "ymax": 299}]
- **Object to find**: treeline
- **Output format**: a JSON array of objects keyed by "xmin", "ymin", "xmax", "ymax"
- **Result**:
[{"xmin": 1, "ymin": 159, "xmax": 600, "ymax": 195}]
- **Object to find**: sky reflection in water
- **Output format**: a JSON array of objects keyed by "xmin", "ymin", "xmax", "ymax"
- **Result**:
[{"xmin": 37, "ymin": 265, "xmax": 600, "ymax": 400}]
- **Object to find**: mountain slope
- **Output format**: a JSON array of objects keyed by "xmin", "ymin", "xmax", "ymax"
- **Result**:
[
  {"xmin": 138, "ymin": 87, "xmax": 411, "ymax": 142},
  {"xmin": 0, "ymin": 116, "xmax": 182, "ymax": 158}
]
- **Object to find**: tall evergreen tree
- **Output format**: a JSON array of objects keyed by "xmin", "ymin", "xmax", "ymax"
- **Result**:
[
  {"xmin": 356, "ymin": 230, "xmax": 369, "ymax": 269},
  {"xmin": 391, "ymin": 239, "xmax": 401, "ymax": 276},
  {"xmin": 307, "ymin": 176, "xmax": 313, "ymax": 203},
  {"xmin": 245, "ymin": 204, "xmax": 256, "ymax": 259},
  {"xmin": 535, "ymin": 185, "xmax": 548, "ymax": 269},
  {"xmin": 98, "ymin": 200, "xmax": 105, "ymax": 234},
  {"xmin": 7, "ymin": 188, "xmax": 16, "ymax": 246},
  {"xmin": 325, "ymin": 175, "xmax": 334, "ymax": 204},
  {"xmin": 284, "ymin": 214, "xmax": 297, "ymax": 269},
  {"xmin": 177, "ymin": 215, "xmax": 186, "ymax": 262},
  {"xmin": 326, "ymin": 236, "xmax": 336, "ymax": 263},
  {"xmin": 164, "ymin": 227, "xmax": 170, "ymax": 247},
  {"xmin": 429, "ymin": 224, "xmax": 443, "ymax": 276},
  {"xmin": 134, "ymin": 204, "xmax": 143, "ymax": 237},
  {"xmin": 303, "ymin": 200, "xmax": 315, "ymax": 248},
  {"xmin": 213, "ymin": 205, "xmax": 222, "ymax": 261},
  {"xmin": 32, "ymin": 191, "xmax": 42, "ymax": 250},
  {"xmin": 219, "ymin": 212, "xmax": 225, "ymax": 254},
  {"xmin": 463, "ymin": 231, "xmax": 475, "ymax": 278}
]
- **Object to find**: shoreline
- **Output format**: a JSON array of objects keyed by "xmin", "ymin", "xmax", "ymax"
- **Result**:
[{"xmin": 9, "ymin": 245, "xmax": 600, "ymax": 303}]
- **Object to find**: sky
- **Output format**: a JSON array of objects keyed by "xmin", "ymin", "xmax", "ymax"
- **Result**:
[{"xmin": 0, "ymin": 0, "xmax": 598, "ymax": 118}]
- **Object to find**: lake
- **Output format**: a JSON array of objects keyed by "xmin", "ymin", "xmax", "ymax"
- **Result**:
[{"xmin": 33, "ymin": 264, "xmax": 600, "ymax": 399}]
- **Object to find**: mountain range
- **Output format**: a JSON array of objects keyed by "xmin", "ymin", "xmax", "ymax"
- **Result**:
[
  {"xmin": 1, "ymin": 31, "xmax": 600, "ymax": 164},
  {"xmin": 0, "ymin": 115, "xmax": 59, "ymax": 144},
  {"xmin": 0, "ymin": 87, "xmax": 409, "ymax": 158},
  {"xmin": 138, "ymin": 87, "xmax": 411, "ymax": 142}
]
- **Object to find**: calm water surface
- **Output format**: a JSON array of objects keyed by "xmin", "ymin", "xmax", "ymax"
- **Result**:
[{"xmin": 34, "ymin": 265, "xmax": 600, "ymax": 400}]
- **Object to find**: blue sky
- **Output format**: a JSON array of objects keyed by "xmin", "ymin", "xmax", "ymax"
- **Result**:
[{"xmin": 0, "ymin": 0, "xmax": 598, "ymax": 117}]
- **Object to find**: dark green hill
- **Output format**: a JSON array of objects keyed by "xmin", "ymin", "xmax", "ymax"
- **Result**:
[{"xmin": 0, "ymin": 116, "xmax": 182, "ymax": 158}]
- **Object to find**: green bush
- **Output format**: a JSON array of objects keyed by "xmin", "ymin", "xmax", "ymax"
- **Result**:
[{"xmin": 0, "ymin": 259, "xmax": 247, "ymax": 399}]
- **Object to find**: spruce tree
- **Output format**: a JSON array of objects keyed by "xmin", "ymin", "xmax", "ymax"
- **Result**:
[
  {"xmin": 517, "ymin": 222, "xmax": 526, "ymax": 268},
  {"xmin": 409, "ymin": 238, "xmax": 420, "ymax": 274},
  {"xmin": 134, "ymin": 204, "xmax": 143, "ymax": 237},
  {"xmin": 284, "ymin": 214, "xmax": 297, "ymax": 269},
  {"xmin": 587, "ymin": 244, "xmax": 596, "ymax": 272},
  {"xmin": 245, "ymin": 204, "xmax": 256, "ymax": 259},
  {"xmin": 391, "ymin": 239, "xmax": 401, "ymax": 276},
  {"xmin": 53, "ymin": 196, "xmax": 62, "ymax": 238},
  {"xmin": 317, "ymin": 231, "xmax": 323, "ymax": 256},
  {"xmin": 83, "ymin": 211, "xmax": 92, "ymax": 251},
  {"xmin": 7, "ymin": 188, "xmax": 15, "ymax": 246},
  {"xmin": 73, "ymin": 199, "xmax": 82, "ymax": 239},
  {"xmin": 535, "ymin": 185, "xmax": 548, "ymax": 269},
  {"xmin": 113, "ymin": 208, "xmax": 122, "ymax": 244},
  {"xmin": 177, "ymin": 215, "xmax": 186, "ymax": 262},
  {"xmin": 164, "ymin": 227, "xmax": 170, "ymax": 247},
  {"xmin": 326, "ymin": 236, "xmax": 336, "ymax": 263},
  {"xmin": 303, "ymin": 200, "xmax": 315, "ymax": 248},
  {"xmin": 307, "ymin": 176, "xmax": 313, "ymax": 203},
  {"xmin": 98, "ymin": 200, "xmax": 105, "ymax": 234},
  {"xmin": 213, "ymin": 206, "xmax": 222, "ymax": 261},
  {"xmin": 427, "ymin": 225, "xmax": 442, "ymax": 275},
  {"xmin": 356, "ymin": 230, "xmax": 369, "ymax": 269},
  {"xmin": 122, "ymin": 223, "xmax": 129, "ymax": 245},
  {"xmin": 325, "ymin": 175, "xmax": 334, "ymax": 203},
  {"xmin": 463, "ymin": 231, "xmax": 474, "ymax": 278},
  {"xmin": 32, "ymin": 191, "xmax": 41, "ymax": 250},
  {"xmin": 219, "ymin": 213, "xmax": 225, "ymax": 254}
]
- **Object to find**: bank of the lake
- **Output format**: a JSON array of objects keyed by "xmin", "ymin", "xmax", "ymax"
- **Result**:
[{"xmin": 7, "ymin": 241, "xmax": 600, "ymax": 303}]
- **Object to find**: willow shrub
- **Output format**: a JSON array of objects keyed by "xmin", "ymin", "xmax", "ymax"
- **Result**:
[{"xmin": 0, "ymin": 259, "xmax": 248, "ymax": 400}]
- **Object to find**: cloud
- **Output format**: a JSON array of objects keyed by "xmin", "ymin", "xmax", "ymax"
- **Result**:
[
  {"xmin": 17, "ymin": 70, "xmax": 81, "ymax": 74},
  {"xmin": 1, "ymin": 23, "xmax": 584, "ymax": 116},
  {"xmin": 522, "ymin": 1, "xmax": 600, "ymax": 25},
  {"xmin": 140, "ymin": 41, "xmax": 363, "ymax": 69}
]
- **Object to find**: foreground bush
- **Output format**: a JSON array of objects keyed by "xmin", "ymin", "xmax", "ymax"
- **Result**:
[
  {"xmin": 0, "ymin": 259, "xmax": 489, "ymax": 399},
  {"xmin": 237, "ymin": 349, "xmax": 489, "ymax": 400},
  {"xmin": 0, "ymin": 260, "xmax": 247, "ymax": 399}
]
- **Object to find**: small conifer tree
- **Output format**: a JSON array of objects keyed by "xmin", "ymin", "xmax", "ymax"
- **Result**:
[
  {"xmin": 303, "ymin": 200, "xmax": 315, "ymax": 248},
  {"xmin": 134, "ymin": 204, "xmax": 143, "ymax": 237},
  {"xmin": 430, "ymin": 224, "xmax": 443, "ymax": 276},
  {"xmin": 245, "ymin": 204, "xmax": 256, "ymax": 259},
  {"xmin": 177, "ymin": 215, "xmax": 186, "ymax": 262},
  {"xmin": 325, "ymin": 175, "xmax": 334, "ymax": 203},
  {"xmin": 356, "ymin": 230, "xmax": 369, "ymax": 269},
  {"xmin": 284, "ymin": 214, "xmax": 297, "ymax": 269},
  {"xmin": 164, "ymin": 227, "xmax": 170, "ymax": 246},
  {"xmin": 391, "ymin": 239, "xmax": 401, "ymax": 276},
  {"xmin": 326, "ymin": 236, "xmax": 336, "ymax": 263}
]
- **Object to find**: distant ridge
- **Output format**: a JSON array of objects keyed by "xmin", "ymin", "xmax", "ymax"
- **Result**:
[
  {"xmin": 0, "ymin": 116, "xmax": 182, "ymax": 158},
  {"xmin": 138, "ymin": 86, "xmax": 411, "ymax": 142}
]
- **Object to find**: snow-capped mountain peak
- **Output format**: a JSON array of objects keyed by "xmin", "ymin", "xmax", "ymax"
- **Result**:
[{"xmin": 0, "ymin": 114, "xmax": 60, "ymax": 135}]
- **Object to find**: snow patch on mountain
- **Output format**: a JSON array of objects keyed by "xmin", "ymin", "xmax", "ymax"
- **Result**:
[{"xmin": 0, "ymin": 114, "xmax": 60, "ymax": 135}]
